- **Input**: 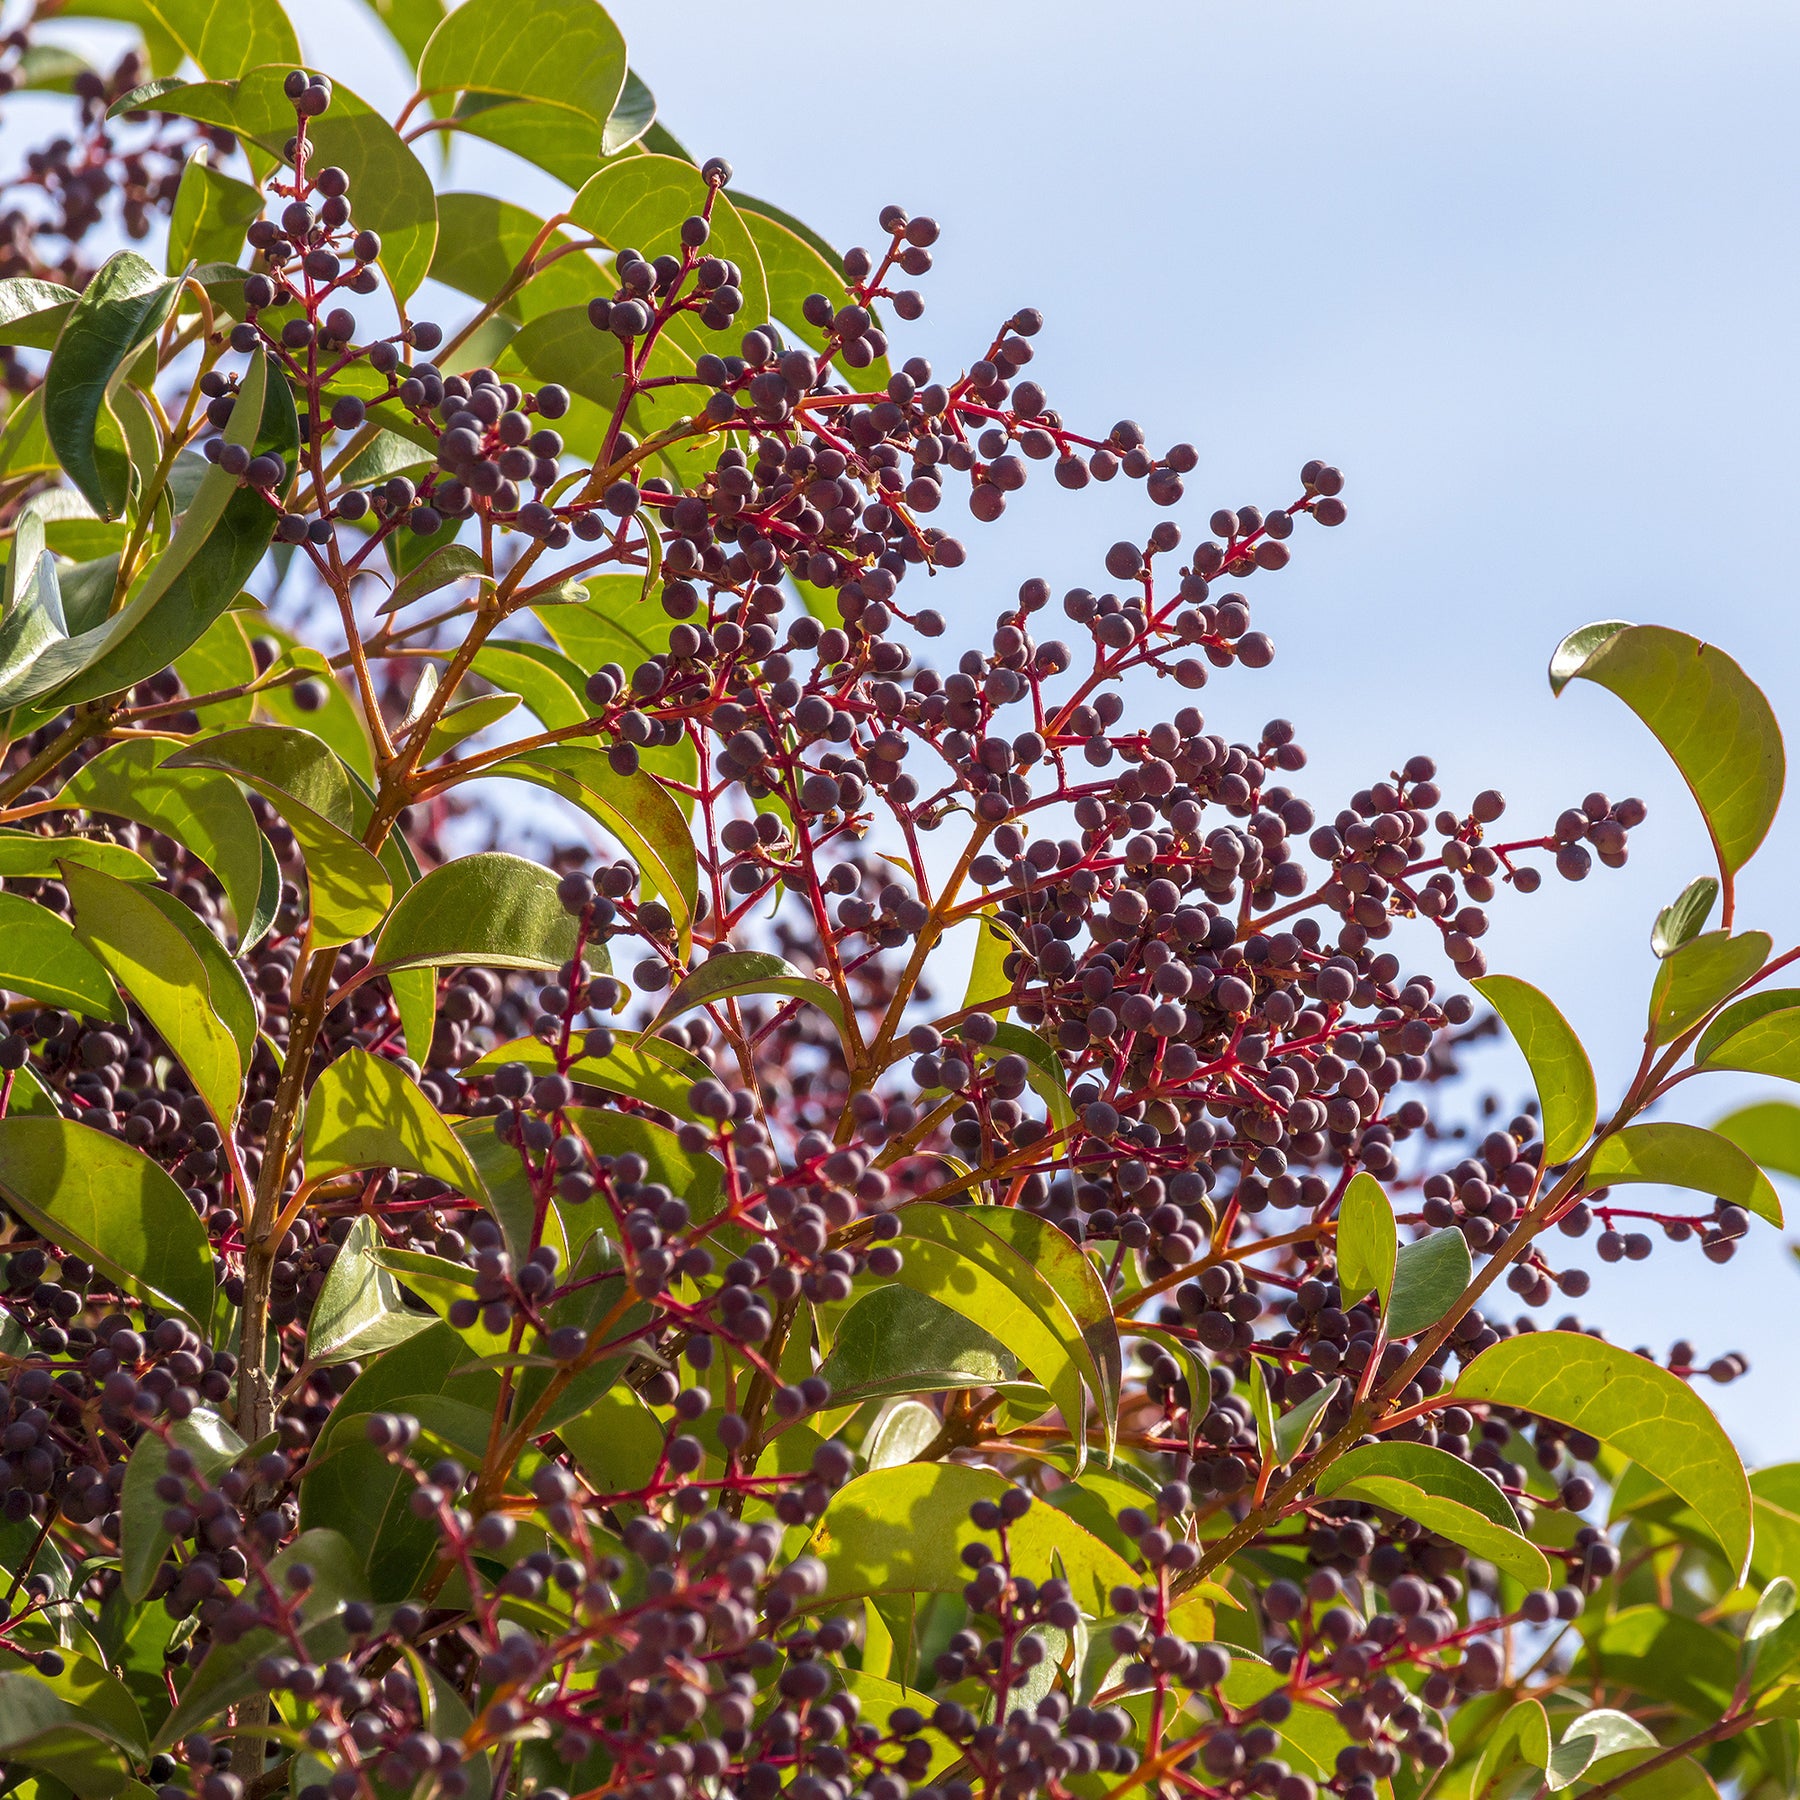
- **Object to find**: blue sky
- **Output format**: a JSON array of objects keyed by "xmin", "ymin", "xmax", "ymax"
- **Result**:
[{"xmin": 7, "ymin": 0, "xmax": 1800, "ymax": 1449}]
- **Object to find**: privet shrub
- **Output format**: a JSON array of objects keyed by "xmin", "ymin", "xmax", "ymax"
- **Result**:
[{"xmin": 0, "ymin": 7, "xmax": 1795, "ymax": 1800}]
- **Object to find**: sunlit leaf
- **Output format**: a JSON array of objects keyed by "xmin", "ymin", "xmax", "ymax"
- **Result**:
[
  {"xmin": 1473, "ymin": 973, "xmax": 1596, "ymax": 1162},
  {"xmin": 1588, "ymin": 1120, "xmax": 1782, "ymax": 1227}
]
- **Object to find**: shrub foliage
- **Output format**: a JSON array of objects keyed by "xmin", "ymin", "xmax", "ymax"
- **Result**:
[{"xmin": 0, "ymin": 6, "xmax": 1797, "ymax": 1800}]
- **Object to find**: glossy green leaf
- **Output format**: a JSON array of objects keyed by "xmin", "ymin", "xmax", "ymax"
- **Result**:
[
  {"xmin": 1332, "ymin": 1473, "xmax": 1549, "ymax": 1586},
  {"xmin": 0, "ymin": 276, "xmax": 79, "ymax": 348},
  {"xmin": 1456, "ymin": 1329, "xmax": 1752, "ymax": 1578},
  {"xmin": 894, "ymin": 1203, "xmax": 1102, "ymax": 1469},
  {"xmin": 1696, "ymin": 990, "xmax": 1800, "ymax": 1086},
  {"xmin": 1588, "ymin": 1120, "xmax": 1782, "ymax": 1226},
  {"xmin": 1649, "ymin": 929, "xmax": 1772, "ymax": 1045},
  {"xmin": 1274, "ymin": 1376, "xmax": 1342, "ymax": 1464},
  {"xmin": 557, "ymin": 1383, "xmax": 663, "ymax": 1498},
  {"xmin": 42, "ymin": 250, "xmax": 182, "ymax": 518},
  {"xmin": 1653, "ymin": 875, "xmax": 1718, "ymax": 958},
  {"xmin": 1571, "ymin": 1606, "xmax": 1739, "ymax": 1720},
  {"xmin": 1388, "ymin": 1225, "xmax": 1474, "ymax": 1337},
  {"xmin": 304, "ymin": 1047, "xmax": 484, "ymax": 1198},
  {"xmin": 369, "ymin": 851, "xmax": 578, "ymax": 978},
  {"xmin": 568, "ymin": 155, "xmax": 769, "ymax": 359},
  {"xmin": 0, "ymin": 830, "xmax": 154, "ymax": 882},
  {"xmin": 0, "ymin": 1670, "xmax": 135, "ymax": 1795},
  {"xmin": 963, "ymin": 908, "xmax": 1016, "ymax": 1015},
  {"xmin": 1316, "ymin": 1440, "xmax": 1521, "ymax": 1529},
  {"xmin": 305, "ymin": 1213, "xmax": 434, "ymax": 1368},
  {"xmin": 22, "ymin": 347, "xmax": 298, "ymax": 707},
  {"xmin": 0, "ymin": 532, "xmax": 67, "ymax": 701},
  {"xmin": 418, "ymin": 0, "xmax": 627, "ymax": 179},
  {"xmin": 64, "ymin": 860, "xmax": 242, "ymax": 1125},
  {"xmin": 0, "ymin": 1117, "xmax": 215, "ymax": 1327},
  {"xmin": 167, "ymin": 725, "xmax": 392, "ymax": 947},
  {"xmin": 1471, "ymin": 1699, "xmax": 1551, "ymax": 1800},
  {"xmin": 1246, "ymin": 1356, "xmax": 1277, "ymax": 1464},
  {"xmin": 119, "ymin": 1408, "xmax": 242, "ymax": 1601},
  {"xmin": 1335, "ymin": 1171, "xmax": 1396, "ymax": 1309},
  {"xmin": 56, "ymin": 736, "xmax": 266, "ymax": 946},
  {"xmin": 117, "ymin": 68, "xmax": 437, "ymax": 300},
  {"xmin": 485, "ymin": 745, "xmax": 697, "ymax": 953},
  {"xmin": 808, "ymin": 1462, "xmax": 1139, "ymax": 1614},
  {"xmin": 1749, "ymin": 1576, "xmax": 1798, "ymax": 1642},
  {"xmin": 643, "ymin": 948, "xmax": 846, "ymax": 1040},
  {"xmin": 1550, "ymin": 621, "xmax": 1785, "ymax": 883},
  {"xmin": 466, "ymin": 1033, "xmax": 709, "ymax": 1120},
  {"xmin": 135, "ymin": 0, "xmax": 300, "ymax": 76},
  {"xmin": 737, "ymin": 200, "xmax": 889, "ymax": 388},
  {"xmin": 379, "ymin": 541, "xmax": 486, "ymax": 615},
  {"xmin": 0, "ymin": 893, "xmax": 125, "ymax": 1022},
  {"xmin": 469, "ymin": 641, "xmax": 588, "ymax": 731},
  {"xmin": 165, "ymin": 145, "xmax": 262, "ymax": 273},
  {"xmin": 154, "ymin": 1529, "xmax": 368, "ymax": 1747},
  {"xmin": 1473, "ymin": 973, "xmax": 1596, "ymax": 1163},
  {"xmin": 817, "ymin": 1285, "xmax": 1019, "ymax": 1406},
  {"xmin": 1545, "ymin": 1710, "xmax": 1660, "ymax": 1791},
  {"xmin": 430, "ymin": 191, "xmax": 607, "ymax": 323},
  {"xmin": 1713, "ymin": 1101, "xmax": 1800, "ymax": 1181},
  {"xmin": 420, "ymin": 688, "xmax": 520, "ymax": 762},
  {"xmin": 135, "ymin": 881, "xmax": 257, "ymax": 1068}
]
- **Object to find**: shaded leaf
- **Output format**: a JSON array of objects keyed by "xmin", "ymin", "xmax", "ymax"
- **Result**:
[
  {"xmin": 42, "ymin": 250, "xmax": 182, "ymax": 518},
  {"xmin": 0, "ymin": 831, "xmax": 155, "ymax": 882},
  {"xmin": 429, "ymin": 193, "xmax": 605, "ymax": 325},
  {"xmin": 816, "ymin": 1285, "xmax": 1019, "ymax": 1406},
  {"xmin": 305, "ymin": 1213, "xmax": 434, "ymax": 1368},
  {"xmin": 1388, "ymin": 1226, "xmax": 1474, "ymax": 1338},
  {"xmin": 379, "ymin": 541, "xmax": 486, "ymax": 614},
  {"xmin": 1274, "ymin": 1377, "xmax": 1342, "ymax": 1464},
  {"xmin": 643, "ymin": 948, "xmax": 846, "ymax": 1040},
  {"xmin": 1653, "ymin": 875, "xmax": 1718, "ymax": 958},
  {"xmin": 1314, "ymin": 1440, "xmax": 1520, "ymax": 1530},
  {"xmin": 165, "ymin": 145, "xmax": 262, "ymax": 272},
  {"xmin": 119, "ymin": 1408, "xmax": 242, "ymax": 1601},
  {"xmin": 368, "ymin": 850, "xmax": 578, "ymax": 977}
]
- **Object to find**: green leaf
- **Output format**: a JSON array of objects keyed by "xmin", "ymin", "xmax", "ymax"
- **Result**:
[
  {"xmin": 42, "ymin": 250, "xmax": 182, "ymax": 518},
  {"xmin": 1653, "ymin": 875, "xmax": 1718, "ymax": 958},
  {"xmin": 154, "ymin": 1529, "xmax": 368, "ymax": 1747},
  {"xmin": 1750, "ymin": 1576, "xmax": 1798, "ymax": 1642},
  {"xmin": 1648, "ymin": 929, "xmax": 1772, "ymax": 1045},
  {"xmin": 893, "ymin": 1203, "xmax": 1104, "ymax": 1470},
  {"xmin": 17, "ymin": 347, "xmax": 299, "ymax": 708},
  {"xmin": 418, "ymin": 0, "xmax": 627, "ymax": 182},
  {"xmin": 469, "ymin": 641, "xmax": 588, "ymax": 730},
  {"xmin": 563, "ymin": 1104, "xmax": 725, "ymax": 1226},
  {"xmin": 134, "ymin": 882, "xmax": 257, "ymax": 1069},
  {"xmin": 165, "ymin": 145, "xmax": 262, "ymax": 273},
  {"xmin": 0, "ymin": 276, "xmax": 79, "ymax": 349},
  {"xmin": 120, "ymin": 68, "xmax": 437, "ymax": 300},
  {"xmin": 643, "ymin": 948, "xmax": 846, "ymax": 1040},
  {"xmin": 816, "ymin": 1285, "xmax": 1019, "ymax": 1406},
  {"xmin": 63, "ymin": 860, "xmax": 243, "ymax": 1125},
  {"xmin": 556, "ymin": 1383, "xmax": 663, "ymax": 1498},
  {"xmin": 119, "ymin": 1408, "xmax": 242, "ymax": 1602},
  {"xmin": 353, "ymin": 0, "xmax": 445, "ymax": 70},
  {"xmin": 0, "ymin": 1669, "xmax": 135, "ymax": 1795},
  {"xmin": 567, "ymin": 155, "xmax": 769, "ymax": 359},
  {"xmin": 1544, "ymin": 1711, "xmax": 1660, "ymax": 1791},
  {"xmin": 808, "ymin": 1462, "xmax": 1139, "ymax": 1614},
  {"xmin": 1456, "ymin": 1329, "xmax": 1752, "ymax": 1578},
  {"xmin": 485, "ymin": 745, "xmax": 697, "ymax": 954},
  {"xmin": 1471, "ymin": 1699, "xmax": 1551, "ymax": 1800},
  {"xmin": 1713, "ymin": 1101, "xmax": 1800, "ymax": 1181},
  {"xmin": 379, "ymin": 540, "xmax": 487, "ymax": 614},
  {"xmin": 420, "ymin": 688, "xmax": 520, "ymax": 762},
  {"xmin": 1696, "ymin": 990, "xmax": 1800, "ymax": 1085},
  {"xmin": 1335, "ymin": 1171, "xmax": 1396, "ymax": 1309},
  {"xmin": 0, "ymin": 831, "xmax": 155, "ymax": 882},
  {"xmin": 737, "ymin": 200, "xmax": 889, "ymax": 388},
  {"xmin": 1246, "ymin": 1356, "xmax": 1277, "ymax": 1465},
  {"xmin": 1274, "ymin": 1376, "xmax": 1342, "ymax": 1464},
  {"xmin": 299, "ymin": 1323, "xmax": 497, "ymax": 1599},
  {"xmin": 963, "ymin": 908, "xmax": 1016, "ymax": 1015},
  {"xmin": 55, "ymin": 736, "xmax": 266, "ymax": 947},
  {"xmin": 0, "ymin": 1117, "xmax": 215, "ymax": 1327},
  {"xmin": 167, "ymin": 724, "xmax": 392, "ymax": 947},
  {"xmin": 254, "ymin": 625, "xmax": 376, "ymax": 784},
  {"xmin": 392, "ymin": 965, "xmax": 437, "ymax": 1067},
  {"xmin": 1473, "ymin": 974, "xmax": 1596, "ymax": 1163},
  {"xmin": 1587, "ymin": 1120, "xmax": 1782, "ymax": 1227},
  {"xmin": 367, "ymin": 850, "xmax": 578, "ymax": 978},
  {"xmin": 1549, "ymin": 621, "xmax": 1785, "ymax": 886},
  {"xmin": 0, "ymin": 893, "xmax": 125, "ymax": 1022},
  {"xmin": 133, "ymin": 0, "xmax": 300, "ymax": 76},
  {"xmin": 1315, "ymin": 1440, "xmax": 1522, "ymax": 1530},
  {"xmin": 466, "ymin": 1033, "xmax": 710, "ymax": 1121},
  {"xmin": 430, "ymin": 192, "xmax": 607, "ymax": 323},
  {"xmin": 172, "ymin": 607, "xmax": 257, "ymax": 727},
  {"xmin": 1388, "ymin": 1226, "xmax": 1474, "ymax": 1338},
  {"xmin": 982, "ymin": 1021, "xmax": 1074, "ymax": 1131},
  {"xmin": 305, "ymin": 1213, "xmax": 434, "ymax": 1368},
  {"xmin": 1331, "ymin": 1473, "xmax": 1550, "ymax": 1587},
  {"xmin": 304, "ymin": 1047, "xmax": 485, "ymax": 1197},
  {"xmin": 0, "ymin": 546, "xmax": 68, "ymax": 706}
]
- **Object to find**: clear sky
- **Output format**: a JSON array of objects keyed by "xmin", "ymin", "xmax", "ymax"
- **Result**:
[{"xmin": 7, "ymin": 0, "xmax": 1800, "ymax": 1450}]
